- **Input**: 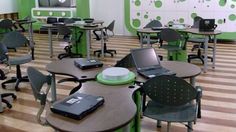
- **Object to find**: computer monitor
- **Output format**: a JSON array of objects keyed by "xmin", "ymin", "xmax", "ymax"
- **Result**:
[{"xmin": 199, "ymin": 19, "xmax": 216, "ymax": 32}]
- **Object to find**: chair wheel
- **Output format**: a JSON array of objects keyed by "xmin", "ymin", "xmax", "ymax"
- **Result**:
[
  {"xmin": 12, "ymin": 95, "xmax": 17, "ymax": 100},
  {"xmin": 15, "ymin": 86, "xmax": 20, "ymax": 91},
  {"xmin": 6, "ymin": 103, "xmax": 12, "ymax": 109},
  {"xmin": 2, "ymin": 84, "xmax": 6, "ymax": 89}
]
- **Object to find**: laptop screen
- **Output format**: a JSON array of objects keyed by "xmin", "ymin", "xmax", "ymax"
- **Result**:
[
  {"xmin": 199, "ymin": 19, "xmax": 215, "ymax": 31},
  {"xmin": 131, "ymin": 48, "xmax": 160, "ymax": 70}
]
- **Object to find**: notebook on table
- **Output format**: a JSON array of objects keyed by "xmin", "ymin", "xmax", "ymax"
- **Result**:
[
  {"xmin": 199, "ymin": 19, "xmax": 216, "ymax": 32},
  {"xmin": 131, "ymin": 47, "xmax": 176, "ymax": 79},
  {"xmin": 50, "ymin": 92, "xmax": 104, "ymax": 120}
]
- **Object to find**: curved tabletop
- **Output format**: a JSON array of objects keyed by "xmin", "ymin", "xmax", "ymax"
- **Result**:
[
  {"xmin": 46, "ymin": 81, "xmax": 139, "ymax": 132},
  {"xmin": 137, "ymin": 28, "xmax": 160, "ymax": 33},
  {"xmin": 46, "ymin": 58, "xmax": 106, "ymax": 81},
  {"xmin": 184, "ymin": 28, "xmax": 222, "ymax": 35},
  {"xmin": 161, "ymin": 61, "xmax": 201, "ymax": 79}
]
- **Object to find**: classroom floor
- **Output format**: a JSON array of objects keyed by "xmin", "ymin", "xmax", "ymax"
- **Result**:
[{"xmin": 0, "ymin": 33, "xmax": 236, "ymax": 132}]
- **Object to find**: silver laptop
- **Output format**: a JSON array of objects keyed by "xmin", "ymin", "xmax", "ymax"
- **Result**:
[{"xmin": 131, "ymin": 47, "xmax": 175, "ymax": 79}]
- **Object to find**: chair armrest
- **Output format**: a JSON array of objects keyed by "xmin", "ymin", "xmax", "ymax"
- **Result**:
[
  {"xmin": 196, "ymin": 86, "xmax": 202, "ymax": 103},
  {"xmin": 136, "ymin": 32, "xmax": 141, "ymax": 40},
  {"xmin": 195, "ymin": 86, "xmax": 202, "ymax": 118}
]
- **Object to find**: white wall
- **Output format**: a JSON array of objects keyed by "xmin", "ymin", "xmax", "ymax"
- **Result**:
[
  {"xmin": 0, "ymin": 0, "xmax": 18, "ymax": 14},
  {"xmin": 90, "ymin": 0, "xmax": 129, "ymax": 35}
]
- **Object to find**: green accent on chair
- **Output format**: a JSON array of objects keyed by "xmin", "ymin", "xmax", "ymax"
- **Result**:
[
  {"xmin": 96, "ymin": 72, "xmax": 136, "ymax": 85},
  {"xmin": 167, "ymin": 41, "xmax": 187, "ymax": 61},
  {"xmin": 71, "ymin": 28, "xmax": 87, "ymax": 56}
]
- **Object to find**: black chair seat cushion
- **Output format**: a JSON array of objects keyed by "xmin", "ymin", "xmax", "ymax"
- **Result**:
[
  {"xmin": 9, "ymin": 55, "xmax": 32, "ymax": 65},
  {"xmin": 160, "ymin": 45, "xmax": 182, "ymax": 51},
  {"xmin": 188, "ymin": 37, "xmax": 205, "ymax": 43},
  {"xmin": 141, "ymin": 39, "xmax": 159, "ymax": 44},
  {"xmin": 144, "ymin": 100, "xmax": 196, "ymax": 122}
]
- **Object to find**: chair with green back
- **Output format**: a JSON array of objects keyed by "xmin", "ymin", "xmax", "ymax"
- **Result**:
[
  {"xmin": 27, "ymin": 67, "xmax": 51, "ymax": 125},
  {"xmin": 142, "ymin": 75, "xmax": 202, "ymax": 132},
  {"xmin": 159, "ymin": 28, "xmax": 186, "ymax": 60}
]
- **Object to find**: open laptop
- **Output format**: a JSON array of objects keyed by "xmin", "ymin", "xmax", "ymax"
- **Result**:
[
  {"xmin": 131, "ymin": 47, "xmax": 176, "ymax": 79},
  {"xmin": 199, "ymin": 19, "xmax": 216, "ymax": 32},
  {"xmin": 50, "ymin": 92, "xmax": 104, "ymax": 120}
]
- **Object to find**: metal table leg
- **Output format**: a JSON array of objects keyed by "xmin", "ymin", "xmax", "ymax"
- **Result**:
[
  {"xmin": 203, "ymin": 36, "xmax": 209, "ymax": 72},
  {"xmin": 48, "ymin": 28, "xmax": 53, "ymax": 58},
  {"xmin": 51, "ymin": 73, "xmax": 57, "ymax": 102}
]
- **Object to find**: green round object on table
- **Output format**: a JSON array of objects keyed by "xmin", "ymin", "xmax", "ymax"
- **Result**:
[{"xmin": 96, "ymin": 72, "xmax": 136, "ymax": 85}]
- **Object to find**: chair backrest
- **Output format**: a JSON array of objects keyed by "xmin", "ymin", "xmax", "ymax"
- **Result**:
[
  {"xmin": 192, "ymin": 16, "xmax": 203, "ymax": 28},
  {"xmin": 72, "ymin": 17, "xmax": 81, "ymax": 21},
  {"xmin": 142, "ymin": 75, "xmax": 197, "ymax": 106},
  {"xmin": 57, "ymin": 24, "xmax": 72, "ymax": 36},
  {"xmin": 58, "ymin": 17, "xmax": 68, "ymax": 23},
  {"xmin": 1, "ymin": 31, "xmax": 29, "ymax": 48},
  {"xmin": 27, "ymin": 67, "xmax": 51, "ymax": 102},
  {"xmin": 63, "ymin": 18, "xmax": 75, "ymax": 24},
  {"xmin": 0, "ymin": 19, "xmax": 14, "ymax": 31},
  {"xmin": 46, "ymin": 17, "xmax": 58, "ymax": 24},
  {"xmin": 160, "ymin": 28, "xmax": 182, "ymax": 42},
  {"xmin": 144, "ymin": 20, "xmax": 162, "ymax": 28},
  {"xmin": 0, "ymin": 42, "xmax": 8, "ymax": 62},
  {"xmin": 27, "ymin": 67, "xmax": 51, "ymax": 125},
  {"xmin": 114, "ymin": 53, "xmax": 135, "ymax": 68},
  {"xmin": 106, "ymin": 20, "xmax": 115, "ymax": 36}
]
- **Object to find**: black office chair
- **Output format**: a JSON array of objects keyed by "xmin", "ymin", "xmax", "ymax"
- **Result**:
[
  {"xmin": 1, "ymin": 31, "xmax": 34, "ymax": 91},
  {"xmin": 142, "ymin": 75, "xmax": 202, "ymax": 132},
  {"xmin": 40, "ymin": 17, "xmax": 58, "ymax": 34},
  {"xmin": 27, "ymin": 67, "xmax": 51, "ymax": 125},
  {"xmin": 94, "ymin": 20, "xmax": 117, "ymax": 57},
  {"xmin": 159, "ymin": 28, "xmax": 186, "ymax": 60},
  {"xmin": 0, "ymin": 44, "xmax": 17, "ymax": 109},
  {"xmin": 0, "ymin": 69, "xmax": 17, "ymax": 109},
  {"xmin": 72, "ymin": 17, "xmax": 82, "ymax": 22},
  {"xmin": 114, "ymin": 53, "xmax": 135, "ymax": 68},
  {"xmin": 57, "ymin": 24, "xmax": 83, "ymax": 59},
  {"xmin": 0, "ymin": 19, "xmax": 15, "ymax": 39},
  {"xmin": 46, "ymin": 17, "xmax": 58, "ymax": 24},
  {"xmin": 188, "ymin": 16, "xmax": 214, "ymax": 64},
  {"xmin": 137, "ymin": 20, "xmax": 162, "ymax": 47}
]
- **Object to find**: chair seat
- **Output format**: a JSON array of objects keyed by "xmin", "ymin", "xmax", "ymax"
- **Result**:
[
  {"xmin": 160, "ymin": 45, "xmax": 182, "ymax": 51},
  {"xmin": 188, "ymin": 37, "xmax": 205, "ymax": 43},
  {"xmin": 9, "ymin": 55, "xmax": 32, "ymax": 65},
  {"xmin": 144, "ymin": 100, "xmax": 196, "ymax": 122},
  {"xmin": 142, "ymin": 38, "xmax": 159, "ymax": 44}
]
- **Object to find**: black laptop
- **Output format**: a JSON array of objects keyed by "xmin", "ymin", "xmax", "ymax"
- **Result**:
[
  {"xmin": 50, "ymin": 92, "xmax": 104, "ymax": 120},
  {"xmin": 199, "ymin": 19, "xmax": 216, "ymax": 32},
  {"xmin": 131, "ymin": 47, "xmax": 176, "ymax": 79},
  {"xmin": 74, "ymin": 58, "xmax": 103, "ymax": 70}
]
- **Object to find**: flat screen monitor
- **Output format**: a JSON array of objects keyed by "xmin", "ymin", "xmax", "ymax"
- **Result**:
[
  {"xmin": 199, "ymin": 19, "xmax": 216, "ymax": 32},
  {"xmin": 38, "ymin": 0, "xmax": 76, "ymax": 8}
]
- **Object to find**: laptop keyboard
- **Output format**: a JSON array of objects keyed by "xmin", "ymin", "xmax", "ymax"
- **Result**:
[{"xmin": 143, "ymin": 68, "xmax": 169, "ymax": 75}]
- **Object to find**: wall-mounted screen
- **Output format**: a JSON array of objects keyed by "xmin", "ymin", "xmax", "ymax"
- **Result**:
[{"xmin": 38, "ymin": 0, "xmax": 76, "ymax": 8}]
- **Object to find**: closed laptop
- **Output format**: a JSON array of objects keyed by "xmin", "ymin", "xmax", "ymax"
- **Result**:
[{"xmin": 51, "ymin": 92, "xmax": 104, "ymax": 120}]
